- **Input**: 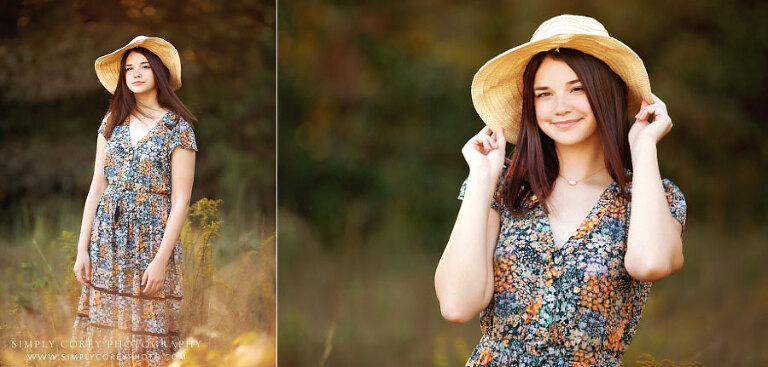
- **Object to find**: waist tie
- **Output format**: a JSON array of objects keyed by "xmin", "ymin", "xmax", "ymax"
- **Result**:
[{"xmin": 104, "ymin": 185, "xmax": 170, "ymax": 225}]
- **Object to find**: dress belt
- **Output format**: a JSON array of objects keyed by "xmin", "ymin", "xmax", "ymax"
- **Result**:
[{"xmin": 104, "ymin": 185, "xmax": 170, "ymax": 225}]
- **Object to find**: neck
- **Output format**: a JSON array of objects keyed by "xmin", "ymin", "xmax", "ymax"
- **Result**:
[
  {"xmin": 554, "ymin": 133, "xmax": 608, "ymax": 183},
  {"xmin": 134, "ymin": 89, "xmax": 162, "ymax": 114}
]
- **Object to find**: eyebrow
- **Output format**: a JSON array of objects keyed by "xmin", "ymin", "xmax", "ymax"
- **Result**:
[
  {"xmin": 533, "ymin": 79, "xmax": 581, "ymax": 91},
  {"xmin": 125, "ymin": 61, "xmax": 150, "ymax": 67}
]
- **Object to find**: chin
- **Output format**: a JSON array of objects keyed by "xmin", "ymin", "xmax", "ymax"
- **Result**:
[
  {"xmin": 547, "ymin": 132, "xmax": 594, "ymax": 146},
  {"xmin": 130, "ymin": 86, "xmax": 154, "ymax": 95}
]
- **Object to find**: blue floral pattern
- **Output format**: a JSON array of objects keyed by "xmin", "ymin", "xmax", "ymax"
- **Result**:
[
  {"xmin": 74, "ymin": 111, "xmax": 197, "ymax": 366},
  {"xmin": 458, "ymin": 171, "xmax": 686, "ymax": 366}
]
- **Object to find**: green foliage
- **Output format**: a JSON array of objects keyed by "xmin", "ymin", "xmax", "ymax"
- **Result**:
[{"xmin": 0, "ymin": 0, "xmax": 276, "ymax": 230}]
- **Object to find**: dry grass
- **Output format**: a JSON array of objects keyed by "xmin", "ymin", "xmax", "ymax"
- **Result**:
[{"xmin": 0, "ymin": 198, "xmax": 275, "ymax": 366}]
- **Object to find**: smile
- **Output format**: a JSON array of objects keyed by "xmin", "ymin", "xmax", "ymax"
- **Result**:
[
  {"xmin": 552, "ymin": 118, "xmax": 581, "ymax": 128},
  {"xmin": 132, "ymin": 81, "xmax": 145, "ymax": 86}
]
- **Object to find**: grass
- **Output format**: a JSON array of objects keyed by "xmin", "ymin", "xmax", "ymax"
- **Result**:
[
  {"xmin": 278, "ymin": 210, "xmax": 768, "ymax": 366},
  {"xmin": 0, "ymin": 198, "xmax": 275, "ymax": 367}
]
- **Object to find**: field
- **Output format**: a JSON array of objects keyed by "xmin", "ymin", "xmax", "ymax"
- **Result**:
[
  {"xmin": 0, "ymin": 199, "xmax": 276, "ymax": 367},
  {"xmin": 279, "ymin": 211, "xmax": 768, "ymax": 366}
]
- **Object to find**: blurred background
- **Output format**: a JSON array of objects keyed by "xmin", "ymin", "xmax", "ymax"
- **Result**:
[
  {"xmin": 278, "ymin": 0, "xmax": 767, "ymax": 366},
  {"xmin": 0, "ymin": 0, "xmax": 275, "ymax": 365}
]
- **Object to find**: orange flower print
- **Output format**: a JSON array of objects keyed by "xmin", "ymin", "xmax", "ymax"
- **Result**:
[
  {"xmin": 457, "ymin": 170, "xmax": 687, "ymax": 366},
  {"xmin": 74, "ymin": 112, "xmax": 196, "ymax": 366}
]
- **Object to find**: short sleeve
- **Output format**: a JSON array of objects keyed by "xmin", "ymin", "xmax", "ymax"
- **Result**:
[
  {"xmin": 98, "ymin": 115, "xmax": 108, "ymax": 136},
  {"xmin": 458, "ymin": 165, "xmax": 507, "ymax": 212},
  {"xmin": 168, "ymin": 119, "xmax": 198, "ymax": 158},
  {"xmin": 662, "ymin": 178, "xmax": 687, "ymax": 234}
]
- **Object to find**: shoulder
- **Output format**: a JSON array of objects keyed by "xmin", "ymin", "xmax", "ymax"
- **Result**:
[{"xmin": 164, "ymin": 111, "xmax": 194, "ymax": 132}]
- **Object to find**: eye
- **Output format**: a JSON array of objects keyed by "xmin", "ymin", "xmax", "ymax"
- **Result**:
[
  {"xmin": 572, "ymin": 85, "xmax": 585, "ymax": 93},
  {"xmin": 142, "ymin": 65, "xmax": 151, "ymax": 69},
  {"xmin": 535, "ymin": 92, "xmax": 551, "ymax": 98},
  {"xmin": 125, "ymin": 67, "xmax": 133, "ymax": 71}
]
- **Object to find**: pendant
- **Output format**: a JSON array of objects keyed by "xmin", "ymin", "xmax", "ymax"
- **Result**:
[{"xmin": 567, "ymin": 180, "xmax": 577, "ymax": 185}]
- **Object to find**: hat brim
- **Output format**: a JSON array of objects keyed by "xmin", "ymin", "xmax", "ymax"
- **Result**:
[
  {"xmin": 94, "ymin": 36, "xmax": 182, "ymax": 94},
  {"xmin": 471, "ymin": 34, "xmax": 653, "ymax": 143}
]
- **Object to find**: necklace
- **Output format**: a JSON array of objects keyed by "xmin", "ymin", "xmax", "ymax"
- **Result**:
[{"xmin": 559, "ymin": 166, "xmax": 606, "ymax": 186}]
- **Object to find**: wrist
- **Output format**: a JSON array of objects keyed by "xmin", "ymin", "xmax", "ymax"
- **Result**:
[
  {"xmin": 467, "ymin": 169, "xmax": 498, "ymax": 194},
  {"xmin": 630, "ymin": 139, "xmax": 657, "ymax": 161},
  {"xmin": 630, "ymin": 137, "xmax": 657, "ymax": 150},
  {"xmin": 151, "ymin": 253, "xmax": 170, "ymax": 266}
]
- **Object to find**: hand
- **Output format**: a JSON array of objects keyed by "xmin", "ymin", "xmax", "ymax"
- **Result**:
[
  {"xmin": 73, "ymin": 252, "xmax": 92, "ymax": 287},
  {"xmin": 462, "ymin": 126, "xmax": 506, "ymax": 176},
  {"xmin": 141, "ymin": 259, "xmax": 167, "ymax": 296},
  {"xmin": 629, "ymin": 93, "xmax": 673, "ymax": 149}
]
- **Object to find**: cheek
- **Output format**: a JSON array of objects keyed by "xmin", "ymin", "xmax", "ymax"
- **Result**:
[
  {"xmin": 575, "ymin": 96, "xmax": 594, "ymax": 116},
  {"xmin": 534, "ymin": 100, "xmax": 552, "ymax": 130},
  {"xmin": 534, "ymin": 100, "xmax": 547, "ymax": 121}
]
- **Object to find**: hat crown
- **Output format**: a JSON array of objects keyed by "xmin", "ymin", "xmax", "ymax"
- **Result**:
[
  {"xmin": 130, "ymin": 35, "xmax": 149, "ymax": 43},
  {"xmin": 530, "ymin": 15, "xmax": 609, "ymax": 42}
]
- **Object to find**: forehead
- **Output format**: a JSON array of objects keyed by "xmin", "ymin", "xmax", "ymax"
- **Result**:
[
  {"xmin": 125, "ymin": 51, "xmax": 149, "ymax": 64},
  {"xmin": 533, "ymin": 56, "xmax": 578, "ymax": 86}
]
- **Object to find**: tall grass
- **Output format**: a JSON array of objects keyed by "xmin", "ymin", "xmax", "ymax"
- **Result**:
[{"xmin": 0, "ymin": 198, "xmax": 275, "ymax": 366}]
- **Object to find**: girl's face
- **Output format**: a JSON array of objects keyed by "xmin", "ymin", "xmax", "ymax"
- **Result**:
[
  {"xmin": 124, "ymin": 51, "xmax": 157, "ymax": 95},
  {"xmin": 533, "ymin": 56, "xmax": 598, "ymax": 147}
]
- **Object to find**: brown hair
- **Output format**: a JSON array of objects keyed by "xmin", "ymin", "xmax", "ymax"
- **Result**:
[
  {"xmin": 498, "ymin": 48, "xmax": 632, "ymax": 217},
  {"xmin": 102, "ymin": 47, "xmax": 196, "ymax": 138}
]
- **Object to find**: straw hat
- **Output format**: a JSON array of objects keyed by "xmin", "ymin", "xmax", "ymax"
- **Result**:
[
  {"xmin": 471, "ymin": 14, "xmax": 653, "ymax": 143},
  {"xmin": 94, "ymin": 36, "xmax": 182, "ymax": 94}
]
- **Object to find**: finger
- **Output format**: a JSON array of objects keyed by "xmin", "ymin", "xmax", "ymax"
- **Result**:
[
  {"xmin": 486, "ymin": 133, "xmax": 498, "ymax": 149},
  {"xmin": 75, "ymin": 270, "xmax": 83, "ymax": 286},
  {"xmin": 638, "ymin": 100, "xmax": 649, "ymax": 115},
  {"xmin": 637, "ymin": 106, "xmax": 659, "ymax": 122},
  {"xmin": 494, "ymin": 128, "xmax": 506, "ymax": 145},
  {"xmin": 483, "ymin": 135, "xmax": 495, "ymax": 148},
  {"xmin": 481, "ymin": 136, "xmax": 491, "ymax": 151},
  {"xmin": 141, "ymin": 271, "xmax": 148, "ymax": 287},
  {"xmin": 85, "ymin": 263, "xmax": 92, "ymax": 283},
  {"xmin": 635, "ymin": 105, "xmax": 650, "ymax": 120},
  {"xmin": 651, "ymin": 93, "xmax": 665, "ymax": 106},
  {"xmin": 477, "ymin": 126, "xmax": 492, "ymax": 137}
]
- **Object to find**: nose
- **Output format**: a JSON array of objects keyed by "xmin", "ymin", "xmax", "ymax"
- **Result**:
[{"xmin": 554, "ymin": 93, "xmax": 572, "ymax": 115}]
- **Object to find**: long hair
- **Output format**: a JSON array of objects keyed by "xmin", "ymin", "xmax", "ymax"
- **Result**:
[
  {"xmin": 498, "ymin": 48, "xmax": 632, "ymax": 217},
  {"xmin": 102, "ymin": 47, "xmax": 196, "ymax": 138}
]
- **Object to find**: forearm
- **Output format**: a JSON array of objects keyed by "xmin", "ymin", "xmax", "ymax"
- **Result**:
[
  {"xmin": 435, "ymin": 169, "xmax": 498, "ymax": 320},
  {"xmin": 153, "ymin": 198, "xmax": 190, "ymax": 264},
  {"xmin": 77, "ymin": 183, "xmax": 106, "ymax": 253},
  {"xmin": 625, "ymin": 139, "xmax": 683, "ymax": 281}
]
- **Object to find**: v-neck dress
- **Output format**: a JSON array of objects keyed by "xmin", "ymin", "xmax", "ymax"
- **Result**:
[
  {"xmin": 74, "ymin": 111, "xmax": 197, "ymax": 366},
  {"xmin": 457, "ymin": 171, "xmax": 686, "ymax": 367}
]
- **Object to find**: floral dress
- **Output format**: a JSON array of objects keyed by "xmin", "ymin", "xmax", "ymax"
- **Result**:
[
  {"xmin": 458, "ymin": 171, "xmax": 686, "ymax": 367},
  {"xmin": 74, "ymin": 111, "xmax": 197, "ymax": 366}
]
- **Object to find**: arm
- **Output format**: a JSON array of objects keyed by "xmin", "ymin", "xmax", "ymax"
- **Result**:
[
  {"xmin": 141, "ymin": 147, "xmax": 195, "ymax": 295},
  {"xmin": 625, "ymin": 95, "xmax": 684, "ymax": 282},
  {"xmin": 435, "ymin": 127, "xmax": 505, "ymax": 323},
  {"xmin": 73, "ymin": 133, "xmax": 109, "ymax": 287}
]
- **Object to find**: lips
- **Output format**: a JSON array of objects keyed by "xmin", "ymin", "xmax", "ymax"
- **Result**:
[
  {"xmin": 552, "ymin": 118, "xmax": 581, "ymax": 128},
  {"xmin": 132, "ymin": 81, "xmax": 145, "ymax": 86}
]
